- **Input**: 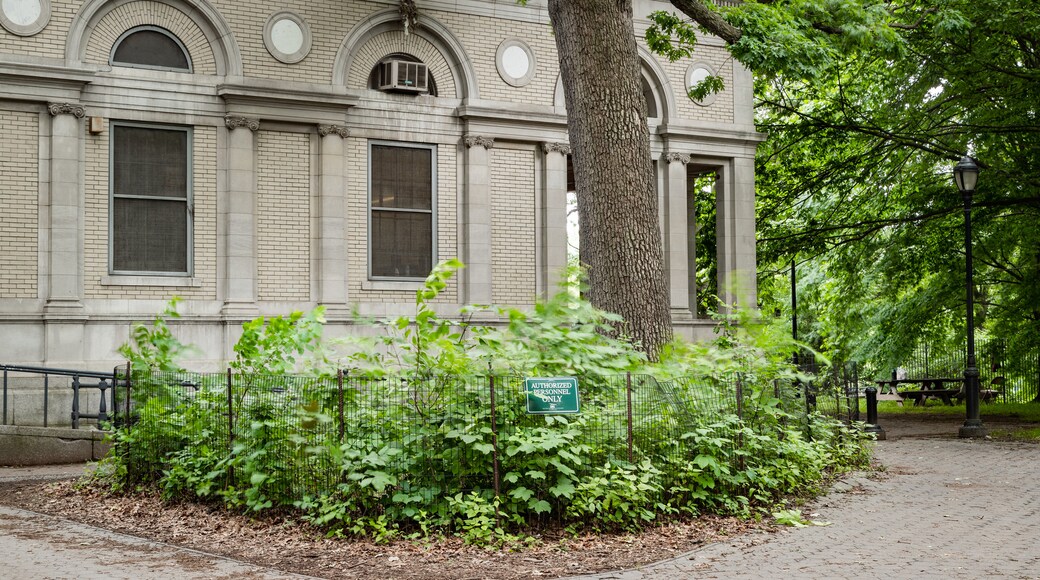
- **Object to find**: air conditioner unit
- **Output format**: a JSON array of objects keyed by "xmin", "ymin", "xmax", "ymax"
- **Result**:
[{"xmin": 377, "ymin": 60, "xmax": 429, "ymax": 93}]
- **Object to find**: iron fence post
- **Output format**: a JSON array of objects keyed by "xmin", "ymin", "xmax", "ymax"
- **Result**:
[
  {"xmin": 71, "ymin": 374, "xmax": 80, "ymax": 429},
  {"xmin": 2, "ymin": 367, "xmax": 7, "ymax": 425},
  {"xmin": 864, "ymin": 386, "xmax": 885, "ymax": 440},
  {"xmin": 226, "ymin": 368, "xmax": 234, "ymax": 485},
  {"xmin": 43, "ymin": 374, "xmax": 49, "ymax": 427},
  {"xmin": 490, "ymin": 373, "xmax": 500, "ymax": 498},
  {"xmin": 626, "ymin": 372, "xmax": 634, "ymax": 464},
  {"xmin": 337, "ymin": 369, "xmax": 345, "ymax": 443}
]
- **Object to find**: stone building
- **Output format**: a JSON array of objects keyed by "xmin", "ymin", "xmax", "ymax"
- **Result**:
[{"xmin": 0, "ymin": 0, "xmax": 761, "ymax": 372}]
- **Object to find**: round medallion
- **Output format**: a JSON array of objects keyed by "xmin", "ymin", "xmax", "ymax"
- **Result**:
[
  {"xmin": 496, "ymin": 39, "xmax": 536, "ymax": 87},
  {"xmin": 263, "ymin": 12, "xmax": 311, "ymax": 64},
  {"xmin": 1, "ymin": 0, "xmax": 50, "ymax": 36},
  {"xmin": 685, "ymin": 62, "xmax": 719, "ymax": 107}
]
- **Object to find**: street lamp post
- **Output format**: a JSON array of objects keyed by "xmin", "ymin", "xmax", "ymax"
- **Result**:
[{"xmin": 954, "ymin": 156, "xmax": 987, "ymax": 438}]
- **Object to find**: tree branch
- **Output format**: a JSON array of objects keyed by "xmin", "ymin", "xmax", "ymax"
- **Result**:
[{"xmin": 669, "ymin": 0, "xmax": 742, "ymax": 44}]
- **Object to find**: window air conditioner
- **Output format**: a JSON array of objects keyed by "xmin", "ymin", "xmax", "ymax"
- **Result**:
[{"xmin": 377, "ymin": 60, "xmax": 429, "ymax": 93}]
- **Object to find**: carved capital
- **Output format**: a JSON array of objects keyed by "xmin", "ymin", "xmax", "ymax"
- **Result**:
[
  {"xmin": 665, "ymin": 152, "xmax": 691, "ymax": 165},
  {"xmin": 541, "ymin": 142, "xmax": 571, "ymax": 155},
  {"xmin": 463, "ymin": 135, "xmax": 494, "ymax": 149},
  {"xmin": 224, "ymin": 116, "xmax": 260, "ymax": 131},
  {"xmin": 317, "ymin": 124, "xmax": 350, "ymax": 138},
  {"xmin": 48, "ymin": 103, "xmax": 85, "ymax": 118}
]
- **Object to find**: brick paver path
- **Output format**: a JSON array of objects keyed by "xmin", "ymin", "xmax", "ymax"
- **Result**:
[{"xmin": 572, "ymin": 425, "xmax": 1040, "ymax": 579}]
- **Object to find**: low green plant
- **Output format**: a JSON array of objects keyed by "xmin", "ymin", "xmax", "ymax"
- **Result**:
[{"xmin": 100, "ymin": 259, "xmax": 873, "ymax": 544}]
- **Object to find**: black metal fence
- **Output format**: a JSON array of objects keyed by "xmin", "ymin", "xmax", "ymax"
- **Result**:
[
  {"xmin": 893, "ymin": 340, "xmax": 1040, "ymax": 403},
  {"xmin": 1, "ymin": 364, "xmax": 125, "ymax": 428},
  {"xmin": 117, "ymin": 370, "xmax": 841, "ymax": 500}
]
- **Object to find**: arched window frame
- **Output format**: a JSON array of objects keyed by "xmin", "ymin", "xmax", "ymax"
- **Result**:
[{"xmin": 110, "ymin": 25, "xmax": 193, "ymax": 73}]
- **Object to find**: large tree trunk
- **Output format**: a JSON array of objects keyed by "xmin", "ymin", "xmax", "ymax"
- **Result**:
[{"xmin": 548, "ymin": 0, "xmax": 672, "ymax": 359}]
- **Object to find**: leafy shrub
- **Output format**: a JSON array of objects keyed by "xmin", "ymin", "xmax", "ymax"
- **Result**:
[{"xmin": 100, "ymin": 259, "xmax": 873, "ymax": 543}]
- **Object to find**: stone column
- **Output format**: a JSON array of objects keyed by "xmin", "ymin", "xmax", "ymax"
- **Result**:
[
  {"xmin": 44, "ymin": 103, "xmax": 85, "ymax": 313},
  {"xmin": 43, "ymin": 102, "xmax": 86, "ymax": 364},
  {"xmin": 221, "ymin": 116, "xmax": 260, "ymax": 317},
  {"xmin": 715, "ymin": 158, "xmax": 757, "ymax": 311},
  {"xmin": 541, "ymin": 142, "xmax": 570, "ymax": 295},
  {"xmin": 462, "ymin": 135, "xmax": 494, "ymax": 305},
  {"xmin": 316, "ymin": 124, "xmax": 349, "ymax": 317},
  {"xmin": 663, "ymin": 152, "xmax": 693, "ymax": 319}
]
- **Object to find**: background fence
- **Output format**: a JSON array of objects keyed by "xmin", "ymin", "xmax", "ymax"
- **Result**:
[
  {"xmin": 893, "ymin": 340, "xmax": 1040, "ymax": 403},
  {"xmin": 116, "ymin": 370, "xmax": 850, "ymax": 501}
]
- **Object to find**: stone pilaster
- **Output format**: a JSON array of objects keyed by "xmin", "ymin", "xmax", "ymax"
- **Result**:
[
  {"xmin": 316, "ymin": 124, "xmax": 350, "ymax": 317},
  {"xmin": 715, "ymin": 159, "xmax": 757, "ymax": 311},
  {"xmin": 462, "ymin": 135, "xmax": 494, "ymax": 304},
  {"xmin": 541, "ymin": 142, "xmax": 570, "ymax": 294},
  {"xmin": 43, "ymin": 103, "xmax": 87, "ymax": 364},
  {"xmin": 664, "ymin": 152, "xmax": 693, "ymax": 319},
  {"xmin": 222, "ymin": 116, "xmax": 260, "ymax": 317}
]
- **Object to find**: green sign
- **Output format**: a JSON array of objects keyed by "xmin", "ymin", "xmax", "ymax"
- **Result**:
[{"xmin": 525, "ymin": 377, "xmax": 580, "ymax": 414}]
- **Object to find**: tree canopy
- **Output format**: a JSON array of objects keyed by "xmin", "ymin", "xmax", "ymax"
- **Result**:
[{"xmin": 654, "ymin": 0, "xmax": 1040, "ymax": 371}]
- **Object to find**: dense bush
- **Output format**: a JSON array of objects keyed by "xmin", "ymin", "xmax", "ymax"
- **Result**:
[{"xmin": 101, "ymin": 260, "xmax": 872, "ymax": 544}]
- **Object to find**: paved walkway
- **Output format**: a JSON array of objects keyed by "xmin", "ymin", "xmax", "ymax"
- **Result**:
[
  {"xmin": 572, "ymin": 415, "xmax": 1040, "ymax": 579},
  {"xmin": 1, "ymin": 415, "xmax": 1037, "ymax": 579}
]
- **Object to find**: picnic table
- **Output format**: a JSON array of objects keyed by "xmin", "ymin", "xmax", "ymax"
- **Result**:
[{"xmin": 874, "ymin": 377, "xmax": 965, "ymax": 407}]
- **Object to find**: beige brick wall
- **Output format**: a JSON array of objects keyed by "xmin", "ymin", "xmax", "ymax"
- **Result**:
[
  {"xmin": 666, "ymin": 43, "xmax": 734, "ymax": 123},
  {"xmin": 429, "ymin": 7, "xmax": 558, "ymax": 105},
  {"xmin": 84, "ymin": 123, "xmax": 217, "ymax": 299},
  {"xmin": 0, "ymin": 2, "xmax": 75, "ymax": 60},
  {"xmin": 0, "ymin": 109, "xmax": 39, "ymax": 298},
  {"xmin": 490, "ymin": 147, "xmax": 536, "ymax": 305},
  {"xmin": 83, "ymin": 1, "xmax": 217, "ymax": 75},
  {"xmin": 215, "ymin": 0, "xmax": 367, "ymax": 83},
  {"xmin": 346, "ymin": 138, "xmax": 458, "ymax": 304},
  {"xmin": 257, "ymin": 130, "xmax": 310, "ymax": 302}
]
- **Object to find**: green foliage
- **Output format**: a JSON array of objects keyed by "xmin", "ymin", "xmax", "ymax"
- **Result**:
[{"xmin": 101, "ymin": 259, "xmax": 872, "ymax": 544}]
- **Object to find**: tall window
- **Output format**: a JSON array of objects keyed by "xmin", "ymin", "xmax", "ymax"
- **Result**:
[
  {"xmin": 110, "ymin": 26, "xmax": 192, "ymax": 72},
  {"xmin": 369, "ymin": 142, "xmax": 435, "ymax": 279},
  {"xmin": 111, "ymin": 123, "xmax": 191, "ymax": 275}
]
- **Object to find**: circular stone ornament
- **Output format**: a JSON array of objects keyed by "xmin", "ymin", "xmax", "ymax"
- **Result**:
[
  {"xmin": 685, "ymin": 62, "xmax": 719, "ymax": 107},
  {"xmin": 263, "ymin": 11, "xmax": 311, "ymax": 64},
  {"xmin": 1, "ymin": 0, "xmax": 50, "ymax": 36},
  {"xmin": 496, "ymin": 39, "xmax": 536, "ymax": 87}
]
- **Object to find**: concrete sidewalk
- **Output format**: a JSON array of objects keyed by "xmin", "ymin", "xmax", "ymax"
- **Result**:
[{"xmin": 571, "ymin": 416, "xmax": 1040, "ymax": 579}]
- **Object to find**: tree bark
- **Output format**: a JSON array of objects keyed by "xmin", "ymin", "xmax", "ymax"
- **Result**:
[{"xmin": 548, "ymin": 0, "xmax": 672, "ymax": 359}]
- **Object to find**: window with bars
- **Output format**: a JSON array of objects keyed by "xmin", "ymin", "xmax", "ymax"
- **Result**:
[
  {"xmin": 110, "ymin": 123, "xmax": 191, "ymax": 275},
  {"xmin": 369, "ymin": 142, "xmax": 435, "ymax": 279}
]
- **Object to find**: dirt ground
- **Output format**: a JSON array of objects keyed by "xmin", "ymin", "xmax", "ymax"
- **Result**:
[{"xmin": 0, "ymin": 478, "xmax": 768, "ymax": 580}]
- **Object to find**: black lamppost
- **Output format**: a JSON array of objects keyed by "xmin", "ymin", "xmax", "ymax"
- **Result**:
[{"xmin": 954, "ymin": 156, "xmax": 987, "ymax": 438}]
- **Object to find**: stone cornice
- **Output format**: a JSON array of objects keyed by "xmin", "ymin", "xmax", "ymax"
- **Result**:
[
  {"xmin": 318, "ymin": 124, "xmax": 350, "ymax": 138},
  {"xmin": 541, "ymin": 142, "xmax": 571, "ymax": 155},
  {"xmin": 224, "ymin": 116, "xmax": 260, "ymax": 131},
  {"xmin": 48, "ymin": 102, "xmax": 85, "ymax": 118},
  {"xmin": 463, "ymin": 135, "xmax": 495, "ymax": 149}
]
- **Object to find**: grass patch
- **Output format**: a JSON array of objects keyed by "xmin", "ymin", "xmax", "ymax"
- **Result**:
[
  {"xmin": 871, "ymin": 400, "xmax": 1040, "ymax": 421},
  {"xmin": 988, "ymin": 427, "xmax": 1040, "ymax": 442}
]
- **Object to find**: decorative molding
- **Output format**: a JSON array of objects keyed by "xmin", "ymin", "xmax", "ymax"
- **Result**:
[
  {"xmin": 665, "ymin": 152, "xmax": 691, "ymax": 165},
  {"xmin": 463, "ymin": 135, "xmax": 494, "ymax": 149},
  {"xmin": 317, "ymin": 124, "xmax": 350, "ymax": 138},
  {"xmin": 224, "ymin": 115, "xmax": 260, "ymax": 131},
  {"xmin": 47, "ymin": 102, "xmax": 85, "ymax": 118},
  {"xmin": 541, "ymin": 142, "xmax": 571, "ymax": 155}
]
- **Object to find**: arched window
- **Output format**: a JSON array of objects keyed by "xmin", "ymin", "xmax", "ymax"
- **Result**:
[
  {"xmin": 111, "ymin": 26, "xmax": 192, "ymax": 72},
  {"xmin": 368, "ymin": 53, "xmax": 438, "ymax": 96}
]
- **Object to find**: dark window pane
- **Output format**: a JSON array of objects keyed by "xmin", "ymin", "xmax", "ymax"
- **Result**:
[
  {"xmin": 113, "ymin": 28, "xmax": 191, "ymax": 70},
  {"xmin": 113, "ymin": 126, "xmax": 187, "ymax": 198},
  {"xmin": 113, "ymin": 198, "xmax": 188, "ymax": 273},
  {"xmin": 371, "ymin": 145, "xmax": 432, "ymax": 210},
  {"xmin": 371, "ymin": 211, "xmax": 432, "ymax": 278}
]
